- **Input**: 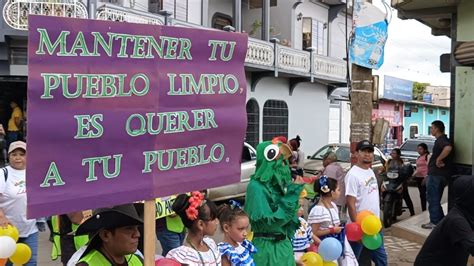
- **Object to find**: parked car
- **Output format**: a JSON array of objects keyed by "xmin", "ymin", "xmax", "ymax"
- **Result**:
[
  {"xmin": 207, "ymin": 142, "xmax": 256, "ymax": 202},
  {"xmin": 400, "ymin": 136, "xmax": 435, "ymax": 165},
  {"xmin": 303, "ymin": 143, "xmax": 387, "ymax": 179}
]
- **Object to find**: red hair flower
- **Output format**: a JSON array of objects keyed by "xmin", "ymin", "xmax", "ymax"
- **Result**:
[
  {"xmin": 186, "ymin": 207, "xmax": 199, "ymax": 220},
  {"xmin": 186, "ymin": 191, "xmax": 205, "ymax": 220}
]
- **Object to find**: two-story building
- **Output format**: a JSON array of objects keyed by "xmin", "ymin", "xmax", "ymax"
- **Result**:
[{"xmin": 1, "ymin": 0, "xmax": 349, "ymax": 154}]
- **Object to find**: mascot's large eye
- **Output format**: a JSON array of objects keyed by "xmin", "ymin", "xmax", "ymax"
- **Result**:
[{"xmin": 264, "ymin": 144, "xmax": 279, "ymax": 161}]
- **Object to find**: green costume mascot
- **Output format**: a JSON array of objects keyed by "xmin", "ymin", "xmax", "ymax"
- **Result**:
[{"xmin": 245, "ymin": 138, "xmax": 304, "ymax": 266}]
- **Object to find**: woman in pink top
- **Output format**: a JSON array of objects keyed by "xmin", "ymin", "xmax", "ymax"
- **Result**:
[{"xmin": 413, "ymin": 143, "xmax": 430, "ymax": 212}]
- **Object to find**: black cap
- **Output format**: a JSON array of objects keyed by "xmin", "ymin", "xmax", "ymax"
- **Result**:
[{"xmin": 356, "ymin": 140, "xmax": 374, "ymax": 152}]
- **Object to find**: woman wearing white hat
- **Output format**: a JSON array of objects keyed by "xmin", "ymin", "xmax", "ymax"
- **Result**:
[{"xmin": 0, "ymin": 141, "xmax": 40, "ymax": 266}]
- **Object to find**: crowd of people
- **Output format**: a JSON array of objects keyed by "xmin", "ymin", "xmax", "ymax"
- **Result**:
[{"xmin": 0, "ymin": 120, "xmax": 473, "ymax": 266}]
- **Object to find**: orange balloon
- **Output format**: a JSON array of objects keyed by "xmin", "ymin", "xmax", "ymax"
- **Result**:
[
  {"xmin": 0, "ymin": 258, "xmax": 6, "ymax": 266},
  {"xmin": 300, "ymin": 189, "xmax": 308, "ymax": 198},
  {"xmin": 356, "ymin": 210, "xmax": 374, "ymax": 225}
]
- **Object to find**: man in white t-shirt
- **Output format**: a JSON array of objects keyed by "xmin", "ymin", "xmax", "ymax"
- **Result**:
[{"xmin": 345, "ymin": 140, "xmax": 387, "ymax": 266}]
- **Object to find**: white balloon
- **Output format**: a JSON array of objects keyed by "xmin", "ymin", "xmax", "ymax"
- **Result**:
[{"xmin": 0, "ymin": 236, "xmax": 16, "ymax": 258}]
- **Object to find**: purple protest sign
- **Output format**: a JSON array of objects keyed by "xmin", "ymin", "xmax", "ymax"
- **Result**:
[{"xmin": 26, "ymin": 15, "xmax": 248, "ymax": 218}]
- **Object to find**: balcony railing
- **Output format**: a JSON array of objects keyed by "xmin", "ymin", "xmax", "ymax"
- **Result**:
[
  {"xmin": 277, "ymin": 45, "xmax": 310, "ymax": 74},
  {"xmin": 1, "ymin": 2, "xmax": 347, "ymax": 83},
  {"xmin": 3, "ymin": 0, "xmax": 88, "ymax": 30},
  {"xmin": 313, "ymin": 54, "xmax": 347, "ymax": 82},
  {"xmin": 96, "ymin": 4, "xmax": 164, "ymax": 25},
  {"xmin": 246, "ymin": 38, "xmax": 274, "ymax": 67}
]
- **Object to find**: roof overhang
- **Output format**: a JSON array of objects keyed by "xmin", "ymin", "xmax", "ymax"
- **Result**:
[{"xmin": 391, "ymin": 0, "xmax": 459, "ymax": 37}]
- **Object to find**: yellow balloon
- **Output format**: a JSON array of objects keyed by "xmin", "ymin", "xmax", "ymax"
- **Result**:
[
  {"xmin": 361, "ymin": 215, "xmax": 382, "ymax": 235},
  {"xmin": 9, "ymin": 243, "xmax": 31, "ymax": 265},
  {"xmin": 323, "ymin": 262, "xmax": 337, "ymax": 266},
  {"xmin": 301, "ymin": 252, "xmax": 323, "ymax": 266},
  {"xmin": 0, "ymin": 225, "xmax": 19, "ymax": 242}
]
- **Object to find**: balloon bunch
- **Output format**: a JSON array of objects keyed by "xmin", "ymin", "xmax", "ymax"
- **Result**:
[
  {"xmin": 0, "ymin": 225, "xmax": 32, "ymax": 265},
  {"xmin": 155, "ymin": 258, "xmax": 181, "ymax": 266},
  {"xmin": 345, "ymin": 210, "xmax": 383, "ymax": 250},
  {"xmin": 300, "ymin": 251, "xmax": 323, "ymax": 266},
  {"xmin": 300, "ymin": 237, "xmax": 342, "ymax": 266}
]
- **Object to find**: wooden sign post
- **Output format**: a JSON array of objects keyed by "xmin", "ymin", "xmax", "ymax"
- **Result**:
[{"xmin": 144, "ymin": 200, "xmax": 156, "ymax": 266}]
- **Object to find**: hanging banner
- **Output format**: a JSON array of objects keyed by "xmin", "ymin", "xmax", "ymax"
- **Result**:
[
  {"xmin": 27, "ymin": 15, "xmax": 248, "ymax": 218},
  {"xmin": 349, "ymin": 1, "xmax": 388, "ymax": 70}
]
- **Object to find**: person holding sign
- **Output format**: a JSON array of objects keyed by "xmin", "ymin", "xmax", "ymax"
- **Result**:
[
  {"xmin": 156, "ymin": 216, "xmax": 185, "ymax": 257},
  {"xmin": 0, "ymin": 141, "xmax": 39, "ymax": 266},
  {"xmin": 244, "ymin": 138, "xmax": 304, "ymax": 266},
  {"xmin": 50, "ymin": 212, "xmax": 89, "ymax": 265},
  {"xmin": 166, "ymin": 192, "xmax": 221, "ymax": 265},
  {"xmin": 155, "ymin": 196, "xmax": 186, "ymax": 257},
  {"xmin": 73, "ymin": 204, "xmax": 143, "ymax": 266}
]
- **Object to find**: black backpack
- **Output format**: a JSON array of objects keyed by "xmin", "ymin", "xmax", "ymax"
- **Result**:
[{"xmin": 2, "ymin": 167, "xmax": 7, "ymax": 182}]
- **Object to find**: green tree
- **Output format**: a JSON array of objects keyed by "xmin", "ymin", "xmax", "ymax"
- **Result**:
[{"xmin": 413, "ymin": 82, "xmax": 430, "ymax": 101}]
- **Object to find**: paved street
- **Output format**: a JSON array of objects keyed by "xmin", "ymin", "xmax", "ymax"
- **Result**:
[
  {"xmin": 384, "ymin": 229, "xmax": 421, "ymax": 266},
  {"xmin": 36, "ymin": 186, "xmax": 442, "ymax": 265}
]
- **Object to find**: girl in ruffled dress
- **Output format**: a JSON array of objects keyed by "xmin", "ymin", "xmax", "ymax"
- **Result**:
[
  {"xmin": 308, "ymin": 176, "xmax": 358, "ymax": 266},
  {"xmin": 217, "ymin": 200, "xmax": 256, "ymax": 266},
  {"xmin": 166, "ymin": 192, "xmax": 221, "ymax": 266}
]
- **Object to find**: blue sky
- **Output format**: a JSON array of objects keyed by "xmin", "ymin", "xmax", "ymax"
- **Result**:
[{"xmin": 373, "ymin": 1, "xmax": 451, "ymax": 86}]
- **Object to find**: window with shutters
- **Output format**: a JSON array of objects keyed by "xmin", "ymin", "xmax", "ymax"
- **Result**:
[
  {"xmin": 246, "ymin": 99, "xmax": 260, "ymax": 149},
  {"xmin": 302, "ymin": 17, "xmax": 326, "ymax": 55},
  {"xmin": 263, "ymin": 100, "xmax": 288, "ymax": 142}
]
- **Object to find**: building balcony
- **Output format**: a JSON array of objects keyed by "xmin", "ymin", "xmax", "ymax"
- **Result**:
[
  {"xmin": 96, "ymin": 4, "xmax": 163, "ymax": 25},
  {"xmin": 3, "ymin": 0, "xmax": 88, "ymax": 30},
  {"xmin": 1, "ymin": 2, "xmax": 347, "ymax": 85},
  {"xmin": 95, "ymin": 4, "xmax": 347, "ymax": 85}
]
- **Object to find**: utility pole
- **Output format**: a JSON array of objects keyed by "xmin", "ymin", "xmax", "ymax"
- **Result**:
[{"xmin": 350, "ymin": 0, "xmax": 373, "ymax": 164}]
